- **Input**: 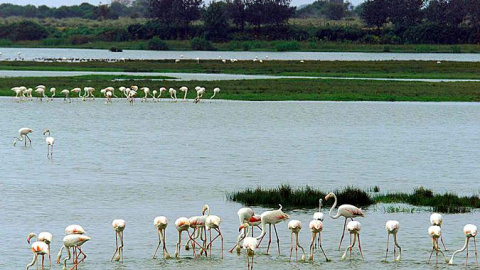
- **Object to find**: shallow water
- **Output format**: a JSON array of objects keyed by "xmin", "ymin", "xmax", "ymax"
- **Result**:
[
  {"xmin": 2, "ymin": 47, "xmax": 480, "ymax": 61},
  {"xmin": 1, "ymin": 99, "xmax": 479, "ymax": 269}
]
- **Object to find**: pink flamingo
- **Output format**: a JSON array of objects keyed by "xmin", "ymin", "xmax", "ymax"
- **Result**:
[
  {"xmin": 449, "ymin": 224, "xmax": 478, "ymax": 265},
  {"xmin": 203, "ymin": 205, "xmax": 224, "ymax": 258},
  {"xmin": 288, "ymin": 220, "xmax": 305, "ymax": 261},
  {"xmin": 13, "ymin": 127, "xmax": 33, "ymax": 147},
  {"xmin": 385, "ymin": 220, "xmax": 401, "ymax": 262},
  {"xmin": 26, "ymin": 241, "xmax": 49, "ymax": 270},
  {"xmin": 27, "ymin": 232, "xmax": 53, "ymax": 266},
  {"xmin": 309, "ymin": 220, "xmax": 329, "ymax": 261},
  {"xmin": 174, "ymin": 217, "xmax": 191, "ymax": 258},
  {"xmin": 57, "ymin": 234, "xmax": 91, "ymax": 270},
  {"xmin": 341, "ymin": 221, "xmax": 364, "ymax": 261},
  {"xmin": 230, "ymin": 207, "xmax": 255, "ymax": 253},
  {"xmin": 153, "ymin": 216, "xmax": 171, "ymax": 259},
  {"xmin": 325, "ymin": 192, "xmax": 364, "ymax": 250},
  {"xmin": 111, "ymin": 219, "xmax": 125, "ymax": 262},
  {"xmin": 255, "ymin": 204, "xmax": 290, "ymax": 255},
  {"xmin": 242, "ymin": 223, "xmax": 259, "ymax": 270},
  {"xmin": 428, "ymin": 225, "xmax": 449, "ymax": 265},
  {"xmin": 430, "ymin": 213, "xmax": 447, "ymax": 250}
]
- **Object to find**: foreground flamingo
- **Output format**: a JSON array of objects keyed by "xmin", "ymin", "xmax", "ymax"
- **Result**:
[
  {"xmin": 309, "ymin": 220, "xmax": 329, "ymax": 261},
  {"xmin": 428, "ymin": 225, "xmax": 449, "ymax": 265},
  {"xmin": 13, "ymin": 127, "xmax": 33, "ymax": 146},
  {"xmin": 288, "ymin": 220, "xmax": 305, "ymax": 261},
  {"xmin": 203, "ymin": 205, "xmax": 224, "ymax": 258},
  {"xmin": 230, "ymin": 207, "xmax": 255, "ymax": 253},
  {"xmin": 449, "ymin": 224, "xmax": 478, "ymax": 265},
  {"xmin": 325, "ymin": 192, "xmax": 364, "ymax": 250},
  {"xmin": 153, "ymin": 216, "xmax": 170, "ymax": 259},
  {"xmin": 26, "ymin": 241, "xmax": 49, "ymax": 270},
  {"xmin": 256, "ymin": 204, "xmax": 290, "ymax": 255},
  {"xmin": 174, "ymin": 217, "xmax": 191, "ymax": 258},
  {"xmin": 27, "ymin": 232, "xmax": 53, "ymax": 267},
  {"xmin": 43, "ymin": 129, "xmax": 54, "ymax": 158},
  {"xmin": 111, "ymin": 219, "xmax": 125, "ymax": 262},
  {"xmin": 243, "ymin": 224, "xmax": 258, "ymax": 270},
  {"xmin": 385, "ymin": 220, "xmax": 401, "ymax": 262},
  {"xmin": 341, "ymin": 221, "xmax": 364, "ymax": 261},
  {"xmin": 430, "ymin": 213, "xmax": 447, "ymax": 250},
  {"xmin": 57, "ymin": 234, "xmax": 91, "ymax": 270}
]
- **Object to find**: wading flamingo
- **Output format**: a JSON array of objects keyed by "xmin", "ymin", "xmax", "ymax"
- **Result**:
[
  {"xmin": 230, "ymin": 207, "xmax": 255, "ymax": 253},
  {"xmin": 57, "ymin": 234, "xmax": 91, "ymax": 270},
  {"xmin": 193, "ymin": 87, "xmax": 205, "ymax": 103},
  {"xmin": 187, "ymin": 207, "xmax": 209, "ymax": 257},
  {"xmin": 49, "ymin": 88, "xmax": 56, "ymax": 100},
  {"xmin": 325, "ymin": 192, "xmax": 364, "ymax": 250},
  {"xmin": 449, "ymin": 224, "xmax": 478, "ymax": 266},
  {"xmin": 309, "ymin": 219, "xmax": 329, "ymax": 261},
  {"xmin": 153, "ymin": 216, "xmax": 170, "ymax": 259},
  {"xmin": 341, "ymin": 221, "xmax": 364, "ymax": 261},
  {"xmin": 430, "ymin": 213, "xmax": 447, "ymax": 250},
  {"xmin": 11, "ymin": 86, "xmax": 26, "ymax": 101},
  {"xmin": 43, "ymin": 129, "xmax": 54, "ymax": 158},
  {"xmin": 27, "ymin": 232, "xmax": 53, "ymax": 266},
  {"xmin": 385, "ymin": 220, "xmax": 401, "ymax": 262},
  {"xmin": 210, "ymin": 87, "xmax": 220, "ymax": 99},
  {"xmin": 179, "ymin": 86, "xmax": 188, "ymax": 101},
  {"xmin": 428, "ymin": 225, "xmax": 449, "ymax": 265},
  {"xmin": 158, "ymin": 87, "xmax": 167, "ymax": 100},
  {"xmin": 13, "ymin": 127, "xmax": 33, "ymax": 147},
  {"xmin": 169, "ymin": 88, "xmax": 177, "ymax": 101},
  {"xmin": 111, "ymin": 219, "xmax": 125, "ymax": 262},
  {"xmin": 61, "ymin": 89, "xmax": 71, "ymax": 103},
  {"xmin": 256, "ymin": 204, "xmax": 290, "ymax": 255},
  {"xmin": 288, "ymin": 220, "xmax": 305, "ymax": 261},
  {"xmin": 203, "ymin": 205, "xmax": 224, "ymax": 258},
  {"xmin": 26, "ymin": 241, "xmax": 49, "ymax": 270},
  {"xmin": 141, "ymin": 87, "xmax": 150, "ymax": 102},
  {"xmin": 243, "ymin": 223, "xmax": 258, "ymax": 270},
  {"xmin": 313, "ymin": 199, "xmax": 324, "ymax": 221},
  {"xmin": 152, "ymin": 90, "xmax": 158, "ymax": 102},
  {"xmin": 70, "ymin": 88, "xmax": 81, "ymax": 98},
  {"xmin": 34, "ymin": 87, "xmax": 47, "ymax": 101},
  {"xmin": 174, "ymin": 217, "xmax": 191, "ymax": 258}
]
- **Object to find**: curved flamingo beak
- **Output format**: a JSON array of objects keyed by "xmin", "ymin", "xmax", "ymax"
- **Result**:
[{"xmin": 239, "ymin": 225, "xmax": 245, "ymax": 232}]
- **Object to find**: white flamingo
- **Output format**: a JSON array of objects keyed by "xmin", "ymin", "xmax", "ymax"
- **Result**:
[
  {"xmin": 210, "ymin": 87, "xmax": 220, "ymax": 99},
  {"xmin": 309, "ymin": 219, "xmax": 329, "ymax": 261},
  {"xmin": 70, "ymin": 88, "xmax": 82, "ymax": 98},
  {"xmin": 141, "ymin": 87, "xmax": 150, "ymax": 102},
  {"xmin": 169, "ymin": 88, "xmax": 177, "ymax": 101},
  {"xmin": 111, "ymin": 219, "xmax": 125, "ymax": 262},
  {"xmin": 11, "ymin": 86, "xmax": 26, "ymax": 101},
  {"xmin": 385, "ymin": 220, "xmax": 401, "ymax": 262},
  {"xmin": 428, "ymin": 225, "xmax": 449, "ymax": 265},
  {"xmin": 255, "ymin": 204, "xmax": 290, "ymax": 255},
  {"xmin": 288, "ymin": 220, "xmax": 305, "ymax": 261},
  {"xmin": 152, "ymin": 90, "xmax": 158, "ymax": 102},
  {"xmin": 325, "ymin": 192, "xmax": 364, "ymax": 250},
  {"xmin": 203, "ymin": 205, "xmax": 224, "ymax": 258},
  {"xmin": 26, "ymin": 241, "xmax": 49, "ymax": 270},
  {"xmin": 153, "ymin": 216, "xmax": 170, "ymax": 259},
  {"xmin": 341, "ymin": 220, "xmax": 364, "ymax": 260},
  {"xmin": 49, "ymin": 88, "xmax": 56, "ymax": 100},
  {"xmin": 43, "ymin": 129, "xmax": 54, "ymax": 158},
  {"xmin": 230, "ymin": 207, "xmax": 255, "ymax": 253},
  {"xmin": 430, "ymin": 213, "xmax": 447, "ymax": 250},
  {"xmin": 57, "ymin": 234, "xmax": 91, "ymax": 270},
  {"xmin": 242, "ymin": 223, "xmax": 258, "ymax": 270},
  {"xmin": 449, "ymin": 224, "xmax": 478, "ymax": 265},
  {"xmin": 27, "ymin": 232, "xmax": 53, "ymax": 266},
  {"xmin": 179, "ymin": 86, "xmax": 188, "ymax": 101},
  {"xmin": 34, "ymin": 87, "xmax": 47, "ymax": 101},
  {"xmin": 61, "ymin": 89, "xmax": 71, "ymax": 103},
  {"xmin": 313, "ymin": 199, "xmax": 324, "ymax": 221},
  {"xmin": 13, "ymin": 127, "xmax": 33, "ymax": 147},
  {"xmin": 193, "ymin": 87, "xmax": 205, "ymax": 103},
  {"xmin": 174, "ymin": 217, "xmax": 191, "ymax": 258}
]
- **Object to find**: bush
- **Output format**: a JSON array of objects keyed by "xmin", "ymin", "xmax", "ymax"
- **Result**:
[
  {"xmin": 68, "ymin": 35, "xmax": 92, "ymax": 45},
  {"xmin": 190, "ymin": 37, "xmax": 215, "ymax": 50},
  {"xmin": 147, "ymin": 37, "xmax": 169, "ymax": 50},
  {"xmin": 275, "ymin": 41, "xmax": 300, "ymax": 51},
  {"xmin": 6, "ymin": 21, "xmax": 49, "ymax": 41}
]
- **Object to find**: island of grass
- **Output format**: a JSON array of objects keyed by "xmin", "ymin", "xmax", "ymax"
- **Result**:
[{"xmin": 227, "ymin": 185, "xmax": 480, "ymax": 213}]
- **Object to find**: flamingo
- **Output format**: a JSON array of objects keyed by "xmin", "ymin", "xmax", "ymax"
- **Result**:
[
  {"xmin": 193, "ymin": 87, "xmax": 205, "ymax": 103},
  {"xmin": 158, "ymin": 87, "xmax": 167, "ymax": 100},
  {"xmin": 203, "ymin": 205, "xmax": 224, "ymax": 258},
  {"xmin": 313, "ymin": 199, "xmax": 324, "ymax": 221},
  {"xmin": 27, "ymin": 232, "xmax": 53, "ymax": 266},
  {"xmin": 187, "ymin": 208, "xmax": 209, "ymax": 256},
  {"xmin": 140, "ymin": 87, "xmax": 150, "ymax": 102},
  {"xmin": 63, "ymin": 224, "xmax": 85, "ymax": 266},
  {"xmin": 70, "ymin": 88, "xmax": 82, "ymax": 98},
  {"xmin": 430, "ymin": 213, "xmax": 447, "ymax": 250},
  {"xmin": 242, "ymin": 223, "xmax": 258, "ymax": 270},
  {"xmin": 230, "ymin": 207, "xmax": 255, "ymax": 253},
  {"xmin": 13, "ymin": 127, "xmax": 33, "ymax": 147},
  {"xmin": 169, "ymin": 88, "xmax": 177, "ymax": 101},
  {"xmin": 11, "ymin": 86, "xmax": 26, "ymax": 101},
  {"xmin": 105, "ymin": 87, "xmax": 117, "ymax": 98},
  {"xmin": 255, "ymin": 204, "xmax": 290, "ymax": 255},
  {"xmin": 34, "ymin": 87, "xmax": 47, "ymax": 101},
  {"xmin": 152, "ymin": 90, "xmax": 158, "ymax": 102},
  {"xmin": 210, "ymin": 87, "xmax": 220, "ymax": 99},
  {"xmin": 111, "ymin": 219, "xmax": 125, "ymax": 262},
  {"xmin": 288, "ymin": 220, "xmax": 305, "ymax": 261},
  {"xmin": 49, "ymin": 88, "xmax": 56, "ymax": 100},
  {"xmin": 174, "ymin": 217, "xmax": 191, "ymax": 258},
  {"xmin": 57, "ymin": 234, "xmax": 91, "ymax": 270},
  {"xmin": 26, "ymin": 241, "xmax": 49, "ymax": 270},
  {"xmin": 61, "ymin": 89, "xmax": 71, "ymax": 103},
  {"xmin": 341, "ymin": 221, "xmax": 364, "ymax": 260},
  {"xmin": 128, "ymin": 90, "xmax": 137, "ymax": 105},
  {"xmin": 83, "ymin": 87, "xmax": 95, "ymax": 100},
  {"xmin": 24, "ymin": 88, "xmax": 33, "ymax": 100},
  {"xmin": 153, "ymin": 216, "xmax": 170, "ymax": 259},
  {"xmin": 43, "ymin": 129, "xmax": 54, "ymax": 158},
  {"xmin": 105, "ymin": 91, "xmax": 112, "ymax": 104},
  {"xmin": 428, "ymin": 225, "xmax": 449, "ymax": 265},
  {"xmin": 385, "ymin": 220, "xmax": 401, "ymax": 262},
  {"xmin": 179, "ymin": 86, "xmax": 188, "ymax": 101},
  {"xmin": 449, "ymin": 224, "xmax": 478, "ymax": 265},
  {"xmin": 308, "ymin": 219, "xmax": 329, "ymax": 261},
  {"xmin": 325, "ymin": 192, "xmax": 364, "ymax": 250}
]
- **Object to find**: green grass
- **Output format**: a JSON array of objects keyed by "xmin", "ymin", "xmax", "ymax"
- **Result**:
[
  {"xmin": 2, "ymin": 76, "xmax": 480, "ymax": 102},
  {"xmin": 1, "ymin": 60, "xmax": 480, "ymax": 80},
  {"xmin": 227, "ymin": 185, "xmax": 480, "ymax": 213}
]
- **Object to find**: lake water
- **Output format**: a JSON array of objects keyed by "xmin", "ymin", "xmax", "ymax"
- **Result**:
[
  {"xmin": 1, "ymin": 99, "xmax": 479, "ymax": 270},
  {"xmin": 1, "ymin": 47, "xmax": 480, "ymax": 61}
]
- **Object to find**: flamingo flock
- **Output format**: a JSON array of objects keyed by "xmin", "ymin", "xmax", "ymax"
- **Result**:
[{"xmin": 10, "ymin": 85, "xmax": 221, "ymax": 104}]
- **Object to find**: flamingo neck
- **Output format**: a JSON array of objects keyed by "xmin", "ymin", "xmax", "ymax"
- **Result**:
[
  {"xmin": 328, "ymin": 193, "xmax": 340, "ymax": 219},
  {"xmin": 450, "ymin": 237, "xmax": 469, "ymax": 264},
  {"xmin": 393, "ymin": 233, "xmax": 401, "ymax": 261},
  {"xmin": 256, "ymin": 219, "xmax": 267, "ymax": 240}
]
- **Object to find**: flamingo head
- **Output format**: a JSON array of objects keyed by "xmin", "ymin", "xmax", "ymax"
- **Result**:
[
  {"xmin": 27, "ymin": 232, "xmax": 36, "ymax": 244},
  {"xmin": 325, "ymin": 192, "xmax": 334, "ymax": 201},
  {"xmin": 43, "ymin": 129, "xmax": 50, "ymax": 136},
  {"xmin": 202, "ymin": 204, "xmax": 209, "ymax": 215}
]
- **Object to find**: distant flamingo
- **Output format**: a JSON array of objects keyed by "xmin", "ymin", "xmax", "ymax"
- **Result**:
[
  {"xmin": 210, "ymin": 87, "xmax": 220, "ymax": 99},
  {"xmin": 43, "ymin": 129, "xmax": 54, "ymax": 158},
  {"xmin": 325, "ymin": 192, "xmax": 364, "ymax": 250},
  {"xmin": 49, "ymin": 88, "xmax": 56, "ymax": 100},
  {"xmin": 341, "ymin": 221, "xmax": 364, "ymax": 260},
  {"xmin": 313, "ymin": 199, "xmax": 324, "ymax": 221},
  {"xmin": 11, "ymin": 86, "xmax": 26, "ymax": 101},
  {"xmin": 61, "ymin": 89, "xmax": 71, "ymax": 103},
  {"xmin": 428, "ymin": 225, "xmax": 448, "ymax": 265},
  {"xmin": 13, "ymin": 127, "xmax": 33, "ymax": 147},
  {"xmin": 57, "ymin": 234, "xmax": 91, "ymax": 270},
  {"xmin": 178, "ymin": 86, "xmax": 188, "ymax": 101},
  {"xmin": 111, "ymin": 219, "xmax": 125, "ymax": 262},
  {"xmin": 174, "ymin": 217, "xmax": 191, "ymax": 258},
  {"xmin": 34, "ymin": 87, "xmax": 47, "ymax": 101},
  {"xmin": 203, "ymin": 205, "xmax": 224, "ymax": 258},
  {"xmin": 193, "ymin": 87, "xmax": 205, "ymax": 103},
  {"xmin": 153, "ymin": 216, "xmax": 170, "ymax": 259},
  {"xmin": 449, "ymin": 224, "xmax": 478, "ymax": 266},
  {"xmin": 24, "ymin": 88, "xmax": 33, "ymax": 100},
  {"xmin": 255, "ymin": 204, "xmax": 290, "ymax": 255},
  {"xmin": 242, "ymin": 223, "xmax": 258, "ymax": 270},
  {"xmin": 26, "ymin": 241, "xmax": 49, "ymax": 270},
  {"xmin": 169, "ymin": 88, "xmax": 177, "ymax": 101},
  {"xmin": 385, "ymin": 220, "xmax": 401, "ymax": 262},
  {"xmin": 105, "ymin": 91, "xmax": 112, "ymax": 104},
  {"xmin": 141, "ymin": 87, "xmax": 150, "ymax": 102},
  {"xmin": 70, "ymin": 88, "xmax": 82, "ymax": 98},
  {"xmin": 152, "ymin": 90, "xmax": 158, "ymax": 102},
  {"xmin": 308, "ymin": 219, "xmax": 329, "ymax": 261},
  {"xmin": 430, "ymin": 213, "xmax": 447, "ymax": 250},
  {"xmin": 83, "ymin": 87, "xmax": 95, "ymax": 100},
  {"xmin": 288, "ymin": 220, "xmax": 305, "ymax": 261},
  {"xmin": 158, "ymin": 87, "xmax": 167, "ymax": 100},
  {"xmin": 27, "ymin": 232, "xmax": 53, "ymax": 266}
]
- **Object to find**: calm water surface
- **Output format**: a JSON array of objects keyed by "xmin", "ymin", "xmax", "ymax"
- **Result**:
[
  {"xmin": 1, "ymin": 47, "xmax": 480, "ymax": 61},
  {"xmin": 1, "ymin": 99, "xmax": 479, "ymax": 269}
]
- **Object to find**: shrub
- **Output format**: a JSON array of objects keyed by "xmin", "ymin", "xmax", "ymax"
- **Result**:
[
  {"xmin": 275, "ymin": 41, "xmax": 300, "ymax": 51},
  {"xmin": 147, "ymin": 37, "xmax": 169, "ymax": 50},
  {"xmin": 68, "ymin": 35, "xmax": 92, "ymax": 45},
  {"xmin": 190, "ymin": 37, "xmax": 215, "ymax": 50}
]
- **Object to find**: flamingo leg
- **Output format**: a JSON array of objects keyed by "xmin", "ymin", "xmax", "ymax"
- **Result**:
[
  {"xmin": 230, "ymin": 229, "xmax": 246, "ymax": 253},
  {"xmin": 441, "ymin": 235, "xmax": 448, "ymax": 251},
  {"xmin": 120, "ymin": 231, "xmax": 124, "ymax": 262},
  {"xmin": 273, "ymin": 225, "xmax": 281, "ymax": 255},
  {"xmin": 428, "ymin": 238, "xmax": 435, "ymax": 263},
  {"xmin": 153, "ymin": 229, "xmax": 162, "ymax": 258},
  {"xmin": 309, "ymin": 232, "xmax": 315, "ymax": 261},
  {"xmin": 48, "ymin": 244, "xmax": 51, "ymax": 266},
  {"xmin": 161, "ymin": 229, "xmax": 170, "ymax": 258},
  {"xmin": 266, "ymin": 224, "xmax": 272, "ymax": 254},
  {"xmin": 466, "ymin": 237, "xmax": 470, "ymax": 265},
  {"xmin": 358, "ymin": 234, "xmax": 364, "ymax": 260},
  {"xmin": 289, "ymin": 232, "xmax": 293, "ymax": 260},
  {"xmin": 318, "ymin": 233, "xmax": 329, "ymax": 261},
  {"xmin": 385, "ymin": 233, "xmax": 390, "ymax": 261},
  {"xmin": 41, "ymin": 254, "xmax": 44, "ymax": 270},
  {"xmin": 474, "ymin": 237, "xmax": 478, "ymax": 266},
  {"xmin": 111, "ymin": 232, "xmax": 118, "ymax": 261},
  {"xmin": 338, "ymin": 218, "xmax": 348, "ymax": 250}
]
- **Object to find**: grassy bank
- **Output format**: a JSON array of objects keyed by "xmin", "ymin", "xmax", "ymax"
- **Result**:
[
  {"xmin": 1, "ymin": 60, "xmax": 480, "ymax": 80},
  {"xmin": 2, "ymin": 76, "xmax": 480, "ymax": 102},
  {"xmin": 227, "ymin": 185, "xmax": 480, "ymax": 213},
  {"xmin": 4, "ymin": 40, "xmax": 480, "ymax": 53}
]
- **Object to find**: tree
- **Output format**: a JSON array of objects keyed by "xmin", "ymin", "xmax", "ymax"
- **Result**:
[
  {"xmin": 388, "ymin": 0, "xmax": 424, "ymax": 28},
  {"xmin": 265, "ymin": 0, "xmax": 295, "ymax": 27},
  {"xmin": 324, "ymin": 2, "xmax": 344, "ymax": 20},
  {"xmin": 203, "ymin": 1, "xmax": 229, "ymax": 41},
  {"xmin": 360, "ymin": 0, "xmax": 389, "ymax": 31},
  {"xmin": 226, "ymin": 0, "xmax": 247, "ymax": 30}
]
